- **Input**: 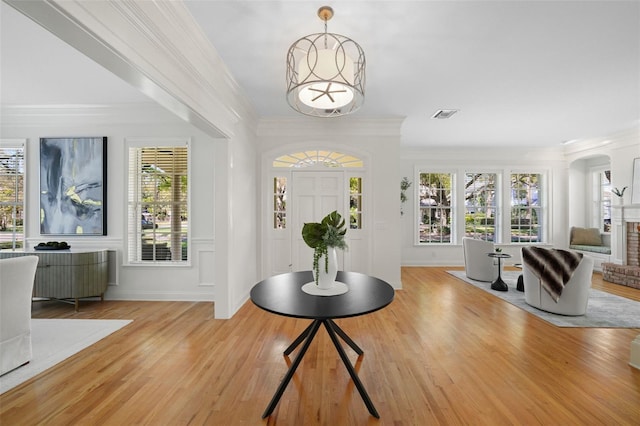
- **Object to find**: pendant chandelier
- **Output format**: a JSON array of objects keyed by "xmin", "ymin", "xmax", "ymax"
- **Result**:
[{"xmin": 286, "ymin": 6, "xmax": 365, "ymax": 118}]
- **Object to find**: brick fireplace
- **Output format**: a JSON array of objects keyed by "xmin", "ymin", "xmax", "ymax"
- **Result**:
[
  {"xmin": 603, "ymin": 206, "xmax": 640, "ymax": 289},
  {"xmin": 628, "ymin": 222, "xmax": 640, "ymax": 266}
]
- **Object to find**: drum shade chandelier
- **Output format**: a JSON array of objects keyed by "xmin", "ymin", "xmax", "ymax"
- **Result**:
[{"xmin": 286, "ymin": 6, "xmax": 366, "ymax": 118}]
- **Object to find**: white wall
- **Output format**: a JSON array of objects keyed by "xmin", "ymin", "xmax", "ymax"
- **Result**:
[
  {"xmin": 223, "ymin": 121, "xmax": 259, "ymax": 317},
  {"xmin": 1, "ymin": 1, "xmax": 261, "ymax": 319},
  {"xmin": 257, "ymin": 118, "xmax": 403, "ymax": 289},
  {"xmin": 565, "ymin": 127, "xmax": 639, "ymax": 203},
  {"xmin": 400, "ymin": 146, "xmax": 568, "ymax": 267},
  {"xmin": 565, "ymin": 126, "xmax": 640, "ymax": 264},
  {"xmin": 568, "ymin": 155, "xmax": 610, "ymax": 229},
  {"xmin": 0, "ymin": 103, "xmax": 220, "ymax": 301}
]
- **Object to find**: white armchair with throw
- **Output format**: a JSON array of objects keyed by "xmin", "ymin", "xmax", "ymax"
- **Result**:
[
  {"xmin": 1, "ymin": 255, "xmax": 39, "ymax": 375},
  {"xmin": 462, "ymin": 237, "xmax": 499, "ymax": 282},
  {"xmin": 521, "ymin": 246, "xmax": 594, "ymax": 316}
]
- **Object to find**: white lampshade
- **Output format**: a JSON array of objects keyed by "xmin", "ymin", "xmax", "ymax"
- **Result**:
[
  {"xmin": 297, "ymin": 49, "xmax": 355, "ymax": 109},
  {"xmin": 286, "ymin": 7, "xmax": 365, "ymax": 118}
]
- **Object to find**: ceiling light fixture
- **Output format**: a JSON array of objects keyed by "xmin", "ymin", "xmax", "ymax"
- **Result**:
[{"xmin": 286, "ymin": 6, "xmax": 365, "ymax": 118}]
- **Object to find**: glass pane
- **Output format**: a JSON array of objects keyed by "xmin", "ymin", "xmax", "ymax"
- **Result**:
[
  {"xmin": 273, "ymin": 151, "xmax": 364, "ymax": 168},
  {"xmin": 349, "ymin": 177, "xmax": 362, "ymax": 229},
  {"xmin": 418, "ymin": 173, "xmax": 452, "ymax": 243},
  {"xmin": 0, "ymin": 146, "xmax": 25, "ymax": 249},
  {"xmin": 464, "ymin": 173, "xmax": 497, "ymax": 241},
  {"xmin": 510, "ymin": 173, "xmax": 542, "ymax": 243},
  {"xmin": 273, "ymin": 177, "xmax": 286, "ymax": 229},
  {"xmin": 274, "ymin": 212, "xmax": 286, "ymax": 229},
  {"xmin": 130, "ymin": 146, "xmax": 189, "ymax": 262},
  {"xmin": 602, "ymin": 170, "xmax": 612, "ymax": 232}
]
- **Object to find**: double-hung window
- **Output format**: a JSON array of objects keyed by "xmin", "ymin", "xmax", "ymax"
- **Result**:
[
  {"xmin": 0, "ymin": 140, "xmax": 25, "ymax": 249},
  {"xmin": 510, "ymin": 173, "xmax": 543, "ymax": 243},
  {"xmin": 418, "ymin": 172, "xmax": 453, "ymax": 243},
  {"xmin": 127, "ymin": 139, "xmax": 189, "ymax": 263},
  {"xmin": 464, "ymin": 172, "xmax": 498, "ymax": 241},
  {"xmin": 594, "ymin": 169, "xmax": 612, "ymax": 232}
]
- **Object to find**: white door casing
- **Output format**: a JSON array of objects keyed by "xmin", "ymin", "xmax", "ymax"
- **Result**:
[{"xmin": 262, "ymin": 149, "xmax": 371, "ymax": 279}]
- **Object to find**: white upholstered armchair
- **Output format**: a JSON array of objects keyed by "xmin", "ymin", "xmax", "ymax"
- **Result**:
[
  {"xmin": 462, "ymin": 237, "xmax": 499, "ymax": 282},
  {"xmin": 522, "ymin": 247, "xmax": 594, "ymax": 316},
  {"xmin": 1, "ymin": 255, "xmax": 39, "ymax": 375}
]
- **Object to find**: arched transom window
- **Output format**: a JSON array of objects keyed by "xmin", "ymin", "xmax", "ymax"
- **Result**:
[{"xmin": 273, "ymin": 150, "xmax": 363, "ymax": 168}]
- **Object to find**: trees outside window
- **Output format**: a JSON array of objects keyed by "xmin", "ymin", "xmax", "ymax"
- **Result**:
[
  {"xmin": 418, "ymin": 172, "xmax": 452, "ymax": 243},
  {"xmin": 598, "ymin": 170, "xmax": 612, "ymax": 233},
  {"xmin": 464, "ymin": 173, "xmax": 497, "ymax": 241},
  {"xmin": 273, "ymin": 177, "xmax": 286, "ymax": 229},
  {"xmin": 415, "ymin": 170, "xmax": 545, "ymax": 245},
  {"xmin": 510, "ymin": 173, "xmax": 542, "ymax": 243},
  {"xmin": 128, "ymin": 143, "xmax": 189, "ymax": 263},
  {"xmin": 349, "ymin": 177, "xmax": 363, "ymax": 229},
  {"xmin": 0, "ymin": 142, "xmax": 25, "ymax": 250}
]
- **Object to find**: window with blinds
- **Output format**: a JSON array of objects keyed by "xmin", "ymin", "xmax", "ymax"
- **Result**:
[
  {"xmin": 127, "ymin": 142, "xmax": 189, "ymax": 263},
  {"xmin": 0, "ymin": 141, "xmax": 25, "ymax": 249}
]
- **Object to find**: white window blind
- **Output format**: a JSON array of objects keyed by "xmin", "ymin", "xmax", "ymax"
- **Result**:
[
  {"xmin": 0, "ymin": 140, "xmax": 26, "ymax": 250},
  {"xmin": 127, "ymin": 142, "xmax": 189, "ymax": 263}
]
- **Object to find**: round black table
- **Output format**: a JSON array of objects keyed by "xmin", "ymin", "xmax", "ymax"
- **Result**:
[
  {"xmin": 250, "ymin": 270, "xmax": 395, "ymax": 419},
  {"xmin": 488, "ymin": 252, "xmax": 511, "ymax": 291}
]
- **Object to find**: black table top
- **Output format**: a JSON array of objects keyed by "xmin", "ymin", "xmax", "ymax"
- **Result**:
[
  {"xmin": 250, "ymin": 271, "xmax": 395, "ymax": 320},
  {"xmin": 487, "ymin": 252, "xmax": 511, "ymax": 258}
]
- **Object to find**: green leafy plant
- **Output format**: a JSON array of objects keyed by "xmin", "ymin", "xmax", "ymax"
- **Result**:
[
  {"xmin": 612, "ymin": 186, "xmax": 627, "ymax": 197},
  {"xmin": 302, "ymin": 211, "xmax": 348, "ymax": 285},
  {"xmin": 400, "ymin": 177, "xmax": 412, "ymax": 215}
]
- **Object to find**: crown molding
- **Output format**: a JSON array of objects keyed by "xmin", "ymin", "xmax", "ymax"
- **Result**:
[
  {"xmin": 0, "ymin": 103, "xmax": 186, "ymax": 127},
  {"xmin": 4, "ymin": 0, "xmax": 259, "ymax": 138},
  {"xmin": 563, "ymin": 124, "xmax": 640, "ymax": 157},
  {"xmin": 400, "ymin": 145, "xmax": 564, "ymax": 162},
  {"xmin": 257, "ymin": 116, "xmax": 405, "ymax": 137}
]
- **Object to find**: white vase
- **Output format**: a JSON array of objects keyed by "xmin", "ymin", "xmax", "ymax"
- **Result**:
[{"xmin": 314, "ymin": 247, "xmax": 338, "ymax": 289}]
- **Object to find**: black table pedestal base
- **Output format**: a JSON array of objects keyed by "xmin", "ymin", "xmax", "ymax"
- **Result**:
[
  {"xmin": 491, "ymin": 276, "xmax": 509, "ymax": 291},
  {"xmin": 262, "ymin": 319, "xmax": 378, "ymax": 419}
]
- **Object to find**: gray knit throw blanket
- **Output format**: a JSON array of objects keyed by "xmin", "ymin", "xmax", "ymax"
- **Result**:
[{"xmin": 522, "ymin": 246, "xmax": 583, "ymax": 303}]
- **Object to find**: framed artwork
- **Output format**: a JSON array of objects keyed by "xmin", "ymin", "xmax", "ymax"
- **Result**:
[
  {"xmin": 40, "ymin": 137, "xmax": 107, "ymax": 235},
  {"xmin": 633, "ymin": 157, "xmax": 640, "ymax": 205}
]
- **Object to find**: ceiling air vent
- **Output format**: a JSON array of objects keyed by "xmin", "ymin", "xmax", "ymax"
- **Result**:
[{"xmin": 431, "ymin": 109, "xmax": 459, "ymax": 119}]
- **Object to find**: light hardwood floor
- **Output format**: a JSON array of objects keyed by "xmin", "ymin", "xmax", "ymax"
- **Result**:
[{"xmin": 1, "ymin": 267, "xmax": 639, "ymax": 425}]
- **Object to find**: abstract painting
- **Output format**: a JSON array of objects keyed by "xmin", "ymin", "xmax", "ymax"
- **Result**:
[{"xmin": 40, "ymin": 137, "xmax": 107, "ymax": 235}]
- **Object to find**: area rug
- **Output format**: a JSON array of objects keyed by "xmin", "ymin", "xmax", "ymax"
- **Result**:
[
  {"xmin": 447, "ymin": 270, "xmax": 640, "ymax": 328},
  {"xmin": 0, "ymin": 319, "xmax": 132, "ymax": 394}
]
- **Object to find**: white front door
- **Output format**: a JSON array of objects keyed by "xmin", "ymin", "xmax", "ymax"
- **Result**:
[{"xmin": 291, "ymin": 171, "xmax": 345, "ymax": 272}]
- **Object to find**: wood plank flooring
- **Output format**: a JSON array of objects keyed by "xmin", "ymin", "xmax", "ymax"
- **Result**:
[{"xmin": 1, "ymin": 267, "xmax": 639, "ymax": 425}]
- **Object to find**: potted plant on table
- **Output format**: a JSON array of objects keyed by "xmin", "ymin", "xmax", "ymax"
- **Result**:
[{"xmin": 302, "ymin": 210, "xmax": 348, "ymax": 287}]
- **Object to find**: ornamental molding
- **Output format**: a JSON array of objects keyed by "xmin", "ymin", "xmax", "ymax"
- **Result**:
[{"xmin": 5, "ymin": 0, "xmax": 258, "ymax": 138}]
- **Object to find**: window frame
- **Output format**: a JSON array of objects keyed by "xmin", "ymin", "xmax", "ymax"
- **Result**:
[
  {"xmin": 415, "ymin": 169, "xmax": 455, "ymax": 245},
  {"xmin": 0, "ymin": 139, "xmax": 26, "ymax": 250},
  {"xmin": 125, "ymin": 138, "xmax": 191, "ymax": 265},
  {"xmin": 509, "ymin": 171, "xmax": 546, "ymax": 244},
  {"xmin": 463, "ymin": 171, "xmax": 499, "ymax": 242},
  {"xmin": 590, "ymin": 166, "xmax": 611, "ymax": 233},
  {"xmin": 272, "ymin": 176, "xmax": 287, "ymax": 229}
]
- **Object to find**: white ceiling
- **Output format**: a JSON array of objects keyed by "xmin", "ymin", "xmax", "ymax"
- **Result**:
[{"xmin": 2, "ymin": 1, "xmax": 639, "ymax": 148}]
